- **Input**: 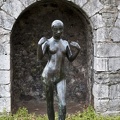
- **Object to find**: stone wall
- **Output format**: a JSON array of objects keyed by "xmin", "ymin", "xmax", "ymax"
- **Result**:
[{"xmin": 0, "ymin": 0, "xmax": 120, "ymax": 115}]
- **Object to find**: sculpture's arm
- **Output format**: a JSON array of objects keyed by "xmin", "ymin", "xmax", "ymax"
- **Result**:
[
  {"xmin": 37, "ymin": 37, "xmax": 48, "ymax": 61},
  {"xmin": 66, "ymin": 41, "xmax": 80, "ymax": 62}
]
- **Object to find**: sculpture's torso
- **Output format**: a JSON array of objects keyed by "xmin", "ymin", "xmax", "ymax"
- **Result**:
[{"xmin": 42, "ymin": 37, "xmax": 68, "ymax": 79}]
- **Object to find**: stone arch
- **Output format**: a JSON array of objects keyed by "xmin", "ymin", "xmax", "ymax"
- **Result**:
[
  {"xmin": 10, "ymin": 0, "xmax": 93, "ymax": 113},
  {"xmin": 0, "ymin": 0, "xmax": 104, "ymax": 113}
]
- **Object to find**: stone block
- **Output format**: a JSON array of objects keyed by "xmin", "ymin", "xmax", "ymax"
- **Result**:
[
  {"xmin": 0, "ymin": 55, "xmax": 10, "ymax": 70},
  {"xmin": 0, "ymin": 27, "xmax": 10, "ymax": 35},
  {"xmin": 0, "ymin": 34, "xmax": 10, "ymax": 55},
  {"xmin": 110, "ymin": 27, "xmax": 120, "ymax": 42},
  {"xmin": 109, "ymin": 58, "xmax": 120, "ymax": 71},
  {"xmin": 115, "ymin": 19, "xmax": 120, "ymax": 28},
  {"xmin": 74, "ymin": 0, "xmax": 88, "ymax": 7},
  {"xmin": 108, "ymin": 99, "xmax": 120, "ymax": 111},
  {"xmin": 83, "ymin": 0, "xmax": 103, "ymax": 17},
  {"xmin": 0, "ymin": 11, "xmax": 15, "ymax": 30},
  {"xmin": 93, "ymin": 27, "xmax": 109, "ymax": 42},
  {"xmin": 93, "ymin": 82, "xmax": 109, "ymax": 99},
  {"xmin": 94, "ymin": 72, "xmax": 120, "ymax": 85},
  {"xmin": 109, "ymin": 84, "xmax": 120, "ymax": 99},
  {"xmin": 91, "ymin": 14, "xmax": 105, "ymax": 29},
  {"xmin": 94, "ymin": 57, "xmax": 108, "ymax": 71},
  {"xmin": 0, "ymin": 84, "xmax": 10, "ymax": 97},
  {"xmin": 0, "ymin": 71, "xmax": 10, "ymax": 84},
  {"xmin": 94, "ymin": 98, "xmax": 109, "ymax": 113},
  {"xmin": 94, "ymin": 72, "xmax": 109, "ymax": 84},
  {"xmin": 19, "ymin": 0, "xmax": 36, "ymax": 7},
  {"xmin": 94, "ymin": 43, "xmax": 120, "ymax": 57},
  {"xmin": 118, "ymin": 12, "xmax": 120, "ymax": 19},
  {"xmin": 0, "ymin": 98, "xmax": 11, "ymax": 112},
  {"xmin": 1, "ymin": 0, "xmax": 25, "ymax": 19}
]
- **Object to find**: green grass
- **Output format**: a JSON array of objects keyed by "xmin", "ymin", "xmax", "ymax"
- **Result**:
[{"xmin": 0, "ymin": 106, "xmax": 120, "ymax": 120}]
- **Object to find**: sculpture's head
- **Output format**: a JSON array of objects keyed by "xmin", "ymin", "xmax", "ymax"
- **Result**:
[{"xmin": 51, "ymin": 20, "xmax": 64, "ymax": 39}]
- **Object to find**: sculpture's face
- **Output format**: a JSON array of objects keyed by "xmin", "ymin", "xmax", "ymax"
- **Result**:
[{"xmin": 51, "ymin": 20, "xmax": 64, "ymax": 39}]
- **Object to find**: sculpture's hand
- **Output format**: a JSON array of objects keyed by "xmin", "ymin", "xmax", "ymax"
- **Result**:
[
  {"xmin": 38, "ymin": 37, "xmax": 47, "ymax": 45},
  {"xmin": 70, "ymin": 41, "xmax": 81, "ymax": 50}
]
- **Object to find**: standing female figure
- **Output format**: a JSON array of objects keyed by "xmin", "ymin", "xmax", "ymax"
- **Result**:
[{"xmin": 37, "ymin": 20, "xmax": 80, "ymax": 120}]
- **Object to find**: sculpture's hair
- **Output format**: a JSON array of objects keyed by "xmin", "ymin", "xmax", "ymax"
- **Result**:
[{"xmin": 51, "ymin": 20, "xmax": 64, "ymax": 28}]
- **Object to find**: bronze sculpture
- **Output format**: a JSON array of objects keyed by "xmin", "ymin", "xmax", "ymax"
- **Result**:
[{"xmin": 37, "ymin": 20, "xmax": 80, "ymax": 120}]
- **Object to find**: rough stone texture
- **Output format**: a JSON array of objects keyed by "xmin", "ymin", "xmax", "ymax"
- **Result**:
[
  {"xmin": 0, "ymin": 11, "xmax": 15, "ymax": 30},
  {"xmin": 110, "ymin": 27, "xmax": 120, "ymax": 42},
  {"xmin": 1, "ymin": 0, "xmax": 25, "ymax": 19},
  {"xmin": 0, "ymin": 71, "xmax": 10, "ymax": 84},
  {"xmin": 83, "ymin": 0, "xmax": 103, "ymax": 17},
  {"xmin": 94, "ymin": 72, "xmax": 120, "ymax": 85},
  {"xmin": 0, "ymin": 34, "xmax": 10, "ymax": 55},
  {"xmin": 91, "ymin": 14, "xmax": 105, "ymax": 29},
  {"xmin": 19, "ymin": 0, "xmax": 36, "ymax": 7},
  {"xmin": 0, "ymin": 98, "xmax": 11, "ymax": 112},
  {"xmin": 115, "ymin": 19, "xmax": 120, "ymax": 27},
  {"xmin": 94, "ymin": 98, "xmax": 109, "ymax": 113},
  {"xmin": 94, "ymin": 43, "xmax": 120, "ymax": 57},
  {"xmin": 93, "ymin": 27, "xmax": 110, "ymax": 42},
  {"xmin": 0, "ymin": 27, "xmax": 10, "ymax": 35},
  {"xmin": 0, "ymin": 55, "xmax": 10, "ymax": 70},
  {"xmin": 93, "ymin": 82, "xmax": 109, "ymax": 99},
  {"xmin": 74, "ymin": 0, "xmax": 88, "ymax": 8},
  {"xmin": 109, "ymin": 58, "xmax": 120, "ymax": 71},
  {"xmin": 0, "ymin": 84, "xmax": 10, "ymax": 97},
  {"xmin": 94, "ymin": 57, "xmax": 108, "ymax": 71},
  {"xmin": 109, "ymin": 84, "xmax": 120, "ymax": 99}
]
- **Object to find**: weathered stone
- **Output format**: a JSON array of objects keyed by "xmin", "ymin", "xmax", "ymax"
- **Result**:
[
  {"xmin": 118, "ymin": 4, "xmax": 120, "ymax": 10},
  {"xmin": 94, "ymin": 72, "xmax": 109, "ymax": 84},
  {"xmin": 115, "ymin": 19, "xmax": 120, "ymax": 28},
  {"xmin": 0, "ymin": 98, "xmax": 11, "ymax": 112},
  {"xmin": 0, "ymin": 1, "xmax": 4, "ymax": 7},
  {"xmin": 0, "ymin": 11, "xmax": 15, "ymax": 30},
  {"xmin": 94, "ymin": 72, "xmax": 120, "ymax": 85},
  {"xmin": 110, "ymin": 27, "xmax": 120, "ymax": 42},
  {"xmin": 94, "ymin": 43, "xmax": 120, "ymax": 57},
  {"xmin": 94, "ymin": 57, "xmax": 108, "ymax": 71},
  {"xmin": 1, "ymin": 0, "xmax": 25, "ymax": 19},
  {"xmin": 118, "ymin": 12, "xmax": 120, "ymax": 19},
  {"xmin": 93, "ymin": 82, "xmax": 109, "ymax": 99},
  {"xmin": 101, "ymin": 7, "xmax": 118, "ymax": 27},
  {"xmin": 0, "ymin": 27, "xmax": 10, "ymax": 35},
  {"xmin": 0, "ymin": 55, "xmax": 10, "ymax": 70},
  {"xmin": 94, "ymin": 98, "xmax": 109, "ymax": 113},
  {"xmin": 19, "ymin": 0, "xmax": 36, "ymax": 7},
  {"xmin": 108, "ymin": 99, "xmax": 120, "ymax": 111},
  {"xmin": 93, "ymin": 27, "xmax": 110, "ymax": 42},
  {"xmin": 0, "ymin": 34, "xmax": 10, "ymax": 55},
  {"xmin": 102, "ymin": 111, "xmax": 120, "ymax": 116},
  {"xmin": 0, "ymin": 71, "xmax": 10, "ymax": 84},
  {"xmin": 74, "ymin": 0, "xmax": 88, "ymax": 7},
  {"xmin": 109, "ymin": 83, "xmax": 120, "ymax": 99},
  {"xmin": 0, "ymin": 84, "xmax": 10, "ymax": 97},
  {"xmin": 109, "ymin": 58, "xmax": 120, "ymax": 71},
  {"xmin": 83, "ymin": 0, "xmax": 103, "ymax": 17},
  {"xmin": 91, "ymin": 14, "xmax": 105, "ymax": 29}
]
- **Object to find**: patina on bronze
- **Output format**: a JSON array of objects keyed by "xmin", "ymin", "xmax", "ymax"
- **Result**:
[{"xmin": 37, "ymin": 20, "xmax": 80, "ymax": 120}]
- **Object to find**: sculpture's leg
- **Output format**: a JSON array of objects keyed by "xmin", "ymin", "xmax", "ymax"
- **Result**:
[
  {"xmin": 44, "ymin": 81, "xmax": 55, "ymax": 120},
  {"xmin": 56, "ymin": 79, "xmax": 66, "ymax": 120}
]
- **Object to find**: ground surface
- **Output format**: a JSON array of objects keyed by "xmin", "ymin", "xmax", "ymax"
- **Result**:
[{"xmin": 13, "ymin": 100, "xmax": 87, "ymax": 115}]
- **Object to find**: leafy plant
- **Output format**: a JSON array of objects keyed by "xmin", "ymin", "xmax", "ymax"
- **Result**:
[{"xmin": 0, "ymin": 106, "xmax": 120, "ymax": 120}]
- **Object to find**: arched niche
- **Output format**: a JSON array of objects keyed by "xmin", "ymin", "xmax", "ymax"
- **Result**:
[{"xmin": 11, "ymin": 0, "xmax": 93, "ymax": 113}]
